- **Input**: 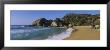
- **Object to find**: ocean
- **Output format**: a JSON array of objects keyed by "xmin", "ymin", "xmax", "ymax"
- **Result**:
[{"xmin": 11, "ymin": 25, "xmax": 73, "ymax": 40}]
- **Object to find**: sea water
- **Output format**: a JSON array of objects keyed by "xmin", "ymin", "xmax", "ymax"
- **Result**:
[
  {"xmin": 46, "ymin": 28, "xmax": 74, "ymax": 40},
  {"xmin": 11, "ymin": 25, "xmax": 71, "ymax": 40}
]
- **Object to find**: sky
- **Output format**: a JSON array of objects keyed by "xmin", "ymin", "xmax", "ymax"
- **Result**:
[{"xmin": 11, "ymin": 10, "xmax": 100, "ymax": 25}]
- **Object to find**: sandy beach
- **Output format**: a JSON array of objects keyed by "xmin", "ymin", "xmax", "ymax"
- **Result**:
[{"xmin": 64, "ymin": 26, "xmax": 100, "ymax": 40}]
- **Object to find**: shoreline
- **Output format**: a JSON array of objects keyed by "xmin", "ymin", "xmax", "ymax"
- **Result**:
[
  {"xmin": 30, "ymin": 27, "xmax": 69, "ymax": 40},
  {"xmin": 45, "ymin": 27, "xmax": 73, "ymax": 40},
  {"xmin": 30, "ymin": 26, "xmax": 100, "ymax": 40},
  {"xmin": 64, "ymin": 26, "xmax": 100, "ymax": 40}
]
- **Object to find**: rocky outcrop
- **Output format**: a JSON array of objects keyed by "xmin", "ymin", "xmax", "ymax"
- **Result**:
[
  {"xmin": 51, "ymin": 21, "xmax": 57, "ymax": 27},
  {"xmin": 32, "ymin": 18, "xmax": 70, "ymax": 27},
  {"xmin": 32, "ymin": 18, "xmax": 48, "ymax": 27}
]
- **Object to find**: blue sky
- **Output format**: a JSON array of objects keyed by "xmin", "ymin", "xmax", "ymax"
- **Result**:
[{"xmin": 11, "ymin": 10, "xmax": 100, "ymax": 25}]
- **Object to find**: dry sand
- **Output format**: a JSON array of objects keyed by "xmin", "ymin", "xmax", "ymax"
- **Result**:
[{"xmin": 64, "ymin": 26, "xmax": 100, "ymax": 40}]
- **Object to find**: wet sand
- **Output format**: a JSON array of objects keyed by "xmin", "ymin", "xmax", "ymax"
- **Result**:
[{"xmin": 64, "ymin": 26, "xmax": 100, "ymax": 40}]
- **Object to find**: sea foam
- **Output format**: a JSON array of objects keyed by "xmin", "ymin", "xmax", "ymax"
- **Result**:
[
  {"xmin": 11, "ymin": 28, "xmax": 51, "ymax": 34},
  {"xmin": 46, "ymin": 28, "xmax": 74, "ymax": 40}
]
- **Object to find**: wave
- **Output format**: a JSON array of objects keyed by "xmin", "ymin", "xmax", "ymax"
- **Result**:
[
  {"xmin": 11, "ymin": 28, "xmax": 51, "ymax": 34},
  {"xmin": 11, "ymin": 26, "xmax": 67, "ymax": 40},
  {"xmin": 45, "ymin": 28, "xmax": 74, "ymax": 40}
]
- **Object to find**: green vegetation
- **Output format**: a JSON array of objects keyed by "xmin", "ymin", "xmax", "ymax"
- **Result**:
[{"xmin": 32, "ymin": 13, "xmax": 100, "ymax": 27}]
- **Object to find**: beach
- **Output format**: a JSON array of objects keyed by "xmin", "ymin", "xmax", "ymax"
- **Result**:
[
  {"xmin": 11, "ymin": 25, "xmax": 100, "ymax": 40},
  {"xmin": 64, "ymin": 26, "xmax": 100, "ymax": 40},
  {"xmin": 31, "ymin": 26, "xmax": 100, "ymax": 40}
]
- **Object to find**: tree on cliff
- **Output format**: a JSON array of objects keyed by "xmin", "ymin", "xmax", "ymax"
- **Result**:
[{"xmin": 62, "ymin": 13, "xmax": 100, "ymax": 26}]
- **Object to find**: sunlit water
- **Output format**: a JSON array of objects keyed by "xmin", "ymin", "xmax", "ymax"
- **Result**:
[{"xmin": 11, "ymin": 25, "xmax": 71, "ymax": 40}]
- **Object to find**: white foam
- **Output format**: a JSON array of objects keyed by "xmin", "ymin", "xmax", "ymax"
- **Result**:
[
  {"xmin": 11, "ymin": 28, "xmax": 51, "ymax": 34},
  {"xmin": 45, "ymin": 28, "xmax": 74, "ymax": 40}
]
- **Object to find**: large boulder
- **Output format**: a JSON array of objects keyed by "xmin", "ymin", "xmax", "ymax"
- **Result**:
[{"xmin": 51, "ymin": 21, "xmax": 57, "ymax": 27}]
